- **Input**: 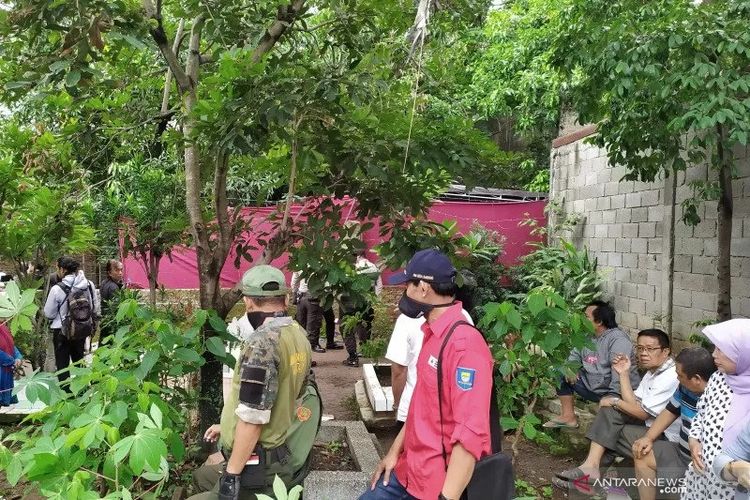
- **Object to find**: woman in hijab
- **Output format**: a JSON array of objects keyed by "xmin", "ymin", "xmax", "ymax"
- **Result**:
[
  {"xmin": 682, "ymin": 318, "xmax": 750, "ymax": 500},
  {"xmin": 0, "ymin": 322, "xmax": 23, "ymax": 406}
]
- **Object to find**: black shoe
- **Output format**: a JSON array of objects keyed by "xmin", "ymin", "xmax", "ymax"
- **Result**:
[
  {"xmin": 326, "ymin": 342, "xmax": 344, "ymax": 350},
  {"xmin": 342, "ymin": 357, "xmax": 359, "ymax": 367},
  {"xmin": 311, "ymin": 361, "xmax": 317, "ymax": 367},
  {"xmin": 312, "ymin": 345, "xmax": 326, "ymax": 354}
]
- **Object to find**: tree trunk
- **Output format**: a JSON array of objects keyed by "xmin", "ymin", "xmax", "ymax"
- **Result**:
[
  {"xmin": 716, "ymin": 125, "xmax": 733, "ymax": 321},
  {"xmin": 147, "ymin": 250, "xmax": 160, "ymax": 309},
  {"xmin": 147, "ymin": 2, "xmax": 310, "ymax": 431}
]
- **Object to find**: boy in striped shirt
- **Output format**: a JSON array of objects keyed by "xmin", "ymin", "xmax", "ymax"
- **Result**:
[{"xmin": 632, "ymin": 347, "xmax": 717, "ymax": 500}]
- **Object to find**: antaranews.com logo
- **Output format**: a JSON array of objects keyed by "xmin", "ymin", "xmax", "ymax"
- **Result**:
[{"xmin": 571, "ymin": 473, "xmax": 685, "ymax": 497}]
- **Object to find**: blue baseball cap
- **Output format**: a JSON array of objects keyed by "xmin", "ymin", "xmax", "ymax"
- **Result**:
[{"xmin": 388, "ymin": 249, "xmax": 457, "ymax": 285}]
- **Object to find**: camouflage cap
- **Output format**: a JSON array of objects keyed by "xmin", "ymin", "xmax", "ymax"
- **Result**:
[{"xmin": 241, "ymin": 265, "xmax": 289, "ymax": 297}]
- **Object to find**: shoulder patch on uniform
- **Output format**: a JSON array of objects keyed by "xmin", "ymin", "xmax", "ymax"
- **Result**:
[
  {"xmin": 296, "ymin": 405, "xmax": 312, "ymax": 422},
  {"xmin": 456, "ymin": 367, "xmax": 476, "ymax": 391},
  {"xmin": 239, "ymin": 365, "xmax": 268, "ymax": 406}
]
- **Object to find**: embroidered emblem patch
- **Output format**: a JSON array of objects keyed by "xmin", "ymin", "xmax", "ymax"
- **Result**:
[
  {"xmin": 296, "ymin": 405, "xmax": 312, "ymax": 422},
  {"xmin": 584, "ymin": 354, "xmax": 599, "ymax": 364},
  {"xmin": 428, "ymin": 355, "xmax": 438, "ymax": 369},
  {"xmin": 456, "ymin": 367, "xmax": 476, "ymax": 391}
]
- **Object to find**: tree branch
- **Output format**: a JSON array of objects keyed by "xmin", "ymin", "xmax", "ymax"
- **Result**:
[
  {"xmin": 213, "ymin": 148, "xmax": 232, "ymax": 256},
  {"xmin": 161, "ymin": 18, "xmax": 185, "ymax": 113},
  {"xmin": 143, "ymin": 0, "xmax": 192, "ymax": 92},
  {"xmin": 186, "ymin": 14, "xmax": 206, "ymax": 85},
  {"xmin": 251, "ymin": 0, "xmax": 307, "ymax": 64},
  {"xmin": 183, "ymin": 14, "xmax": 209, "ymax": 264}
]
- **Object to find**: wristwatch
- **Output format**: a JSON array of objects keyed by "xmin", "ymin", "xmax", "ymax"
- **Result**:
[
  {"xmin": 612, "ymin": 397, "xmax": 621, "ymax": 410},
  {"xmin": 218, "ymin": 470, "xmax": 241, "ymax": 500},
  {"xmin": 438, "ymin": 494, "xmax": 455, "ymax": 500}
]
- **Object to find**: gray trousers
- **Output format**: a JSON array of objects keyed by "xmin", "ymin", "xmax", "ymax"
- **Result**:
[{"xmin": 586, "ymin": 407, "xmax": 648, "ymax": 458}]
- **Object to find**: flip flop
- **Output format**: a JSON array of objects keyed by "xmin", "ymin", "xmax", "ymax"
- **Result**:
[
  {"xmin": 543, "ymin": 419, "xmax": 579, "ymax": 429},
  {"xmin": 555, "ymin": 467, "xmax": 592, "ymax": 481},
  {"xmin": 552, "ymin": 477, "xmax": 601, "ymax": 496}
]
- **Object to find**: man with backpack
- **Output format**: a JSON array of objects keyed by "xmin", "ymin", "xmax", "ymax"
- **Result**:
[
  {"xmin": 43, "ymin": 256, "xmax": 100, "ymax": 385},
  {"xmin": 361, "ymin": 249, "xmax": 505, "ymax": 500}
]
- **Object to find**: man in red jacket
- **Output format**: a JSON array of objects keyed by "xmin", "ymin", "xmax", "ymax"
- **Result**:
[{"xmin": 360, "ymin": 249, "xmax": 493, "ymax": 500}]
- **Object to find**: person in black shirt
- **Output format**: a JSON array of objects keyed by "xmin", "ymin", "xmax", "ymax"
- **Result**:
[{"xmin": 99, "ymin": 260, "xmax": 124, "ymax": 345}]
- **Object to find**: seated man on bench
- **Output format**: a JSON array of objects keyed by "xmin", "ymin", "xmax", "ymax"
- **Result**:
[
  {"xmin": 554, "ymin": 329, "xmax": 679, "ymax": 489},
  {"xmin": 544, "ymin": 301, "xmax": 640, "ymax": 429}
]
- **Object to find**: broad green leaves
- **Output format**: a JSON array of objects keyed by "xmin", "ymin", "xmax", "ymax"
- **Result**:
[
  {"xmin": 5, "ymin": 301, "xmax": 221, "ymax": 496},
  {"xmin": 0, "ymin": 280, "xmax": 38, "ymax": 334},
  {"xmin": 481, "ymin": 282, "xmax": 596, "ymax": 454},
  {"xmin": 257, "ymin": 475, "xmax": 304, "ymax": 500}
]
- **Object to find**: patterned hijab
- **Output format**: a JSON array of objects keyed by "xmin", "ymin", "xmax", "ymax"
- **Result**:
[{"xmin": 702, "ymin": 318, "xmax": 750, "ymax": 445}]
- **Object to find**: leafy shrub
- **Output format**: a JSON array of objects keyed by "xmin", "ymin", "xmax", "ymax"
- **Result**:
[
  {"xmin": 0, "ymin": 280, "xmax": 41, "ymax": 367},
  {"xmin": 511, "ymin": 239, "xmax": 601, "ymax": 309},
  {"xmin": 0, "ymin": 299, "xmax": 234, "ymax": 498},
  {"xmin": 480, "ymin": 289, "xmax": 594, "ymax": 458}
]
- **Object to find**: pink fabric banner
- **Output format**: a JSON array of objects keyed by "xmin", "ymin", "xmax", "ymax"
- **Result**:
[{"xmin": 121, "ymin": 199, "xmax": 546, "ymax": 289}]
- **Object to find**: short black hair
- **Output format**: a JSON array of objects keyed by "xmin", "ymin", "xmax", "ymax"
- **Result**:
[
  {"xmin": 637, "ymin": 328, "xmax": 671, "ymax": 350},
  {"xmin": 58, "ymin": 256, "xmax": 80, "ymax": 275},
  {"xmin": 676, "ymin": 347, "xmax": 717, "ymax": 381},
  {"xmin": 587, "ymin": 300, "xmax": 617, "ymax": 329},
  {"xmin": 409, "ymin": 279, "xmax": 457, "ymax": 299}
]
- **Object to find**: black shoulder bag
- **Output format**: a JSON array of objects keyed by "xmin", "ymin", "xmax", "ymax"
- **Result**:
[{"xmin": 437, "ymin": 321, "xmax": 514, "ymax": 500}]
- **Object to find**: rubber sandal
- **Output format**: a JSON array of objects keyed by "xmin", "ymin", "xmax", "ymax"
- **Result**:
[
  {"xmin": 555, "ymin": 467, "xmax": 591, "ymax": 481},
  {"xmin": 543, "ymin": 419, "xmax": 579, "ymax": 429}
]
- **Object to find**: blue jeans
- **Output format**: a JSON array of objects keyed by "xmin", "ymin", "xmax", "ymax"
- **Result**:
[
  {"xmin": 556, "ymin": 375, "xmax": 603, "ymax": 402},
  {"xmin": 358, "ymin": 472, "xmax": 416, "ymax": 500}
]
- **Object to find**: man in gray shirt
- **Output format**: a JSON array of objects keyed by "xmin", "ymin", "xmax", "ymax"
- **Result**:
[{"xmin": 544, "ymin": 300, "xmax": 640, "ymax": 429}]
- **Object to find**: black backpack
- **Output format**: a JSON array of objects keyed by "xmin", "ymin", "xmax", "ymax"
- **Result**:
[{"xmin": 59, "ymin": 282, "xmax": 96, "ymax": 340}]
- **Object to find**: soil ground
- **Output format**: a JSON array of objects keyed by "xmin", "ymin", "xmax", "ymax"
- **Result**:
[{"xmin": 310, "ymin": 442, "xmax": 357, "ymax": 472}]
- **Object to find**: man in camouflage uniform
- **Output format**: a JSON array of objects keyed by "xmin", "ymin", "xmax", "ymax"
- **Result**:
[{"xmin": 189, "ymin": 265, "xmax": 320, "ymax": 500}]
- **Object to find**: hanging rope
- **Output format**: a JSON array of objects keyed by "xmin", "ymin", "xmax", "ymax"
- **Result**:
[{"xmin": 401, "ymin": 0, "xmax": 432, "ymax": 174}]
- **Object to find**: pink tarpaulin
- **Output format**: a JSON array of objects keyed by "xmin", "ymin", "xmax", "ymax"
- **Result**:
[{"xmin": 121, "ymin": 199, "xmax": 546, "ymax": 289}]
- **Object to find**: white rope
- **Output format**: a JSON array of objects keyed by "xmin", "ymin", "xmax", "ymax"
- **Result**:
[{"xmin": 401, "ymin": 0, "xmax": 431, "ymax": 174}]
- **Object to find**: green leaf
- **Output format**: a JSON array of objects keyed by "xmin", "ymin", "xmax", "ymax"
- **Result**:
[
  {"xmin": 65, "ymin": 426, "xmax": 89, "ymax": 447},
  {"xmin": 6, "ymin": 455, "xmax": 23, "ymax": 486},
  {"xmin": 65, "ymin": 71, "xmax": 81, "ymax": 87},
  {"xmin": 506, "ymin": 307, "xmax": 522, "ymax": 330},
  {"xmin": 111, "ymin": 435, "xmax": 135, "ymax": 464},
  {"xmin": 4, "ymin": 81, "xmax": 31, "ymax": 89},
  {"xmin": 288, "ymin": 485, "xmax": 303, "ymax": 500},
  {"xmin": 174, "ymin": 347, "xmax": 203, "ymax": 363},
  {"xmin": 273, "ymin": 474, "xmax": 287, "ymax": 500},
  {"xmin": 128, "ymin": 429, "xmax": 167, "ymax": 474},
  {"xmin": 106, "ymin": 401, "xmax": 129, "ymax": 427},
  {"xmin": 149, "ymin": 404, "xmax": 163, "ymax": 430},
  {"xmin": 527, "ymin": 293, "xmax": 545, "ymax": 317},
  {"xmin": 522, "ymin": 420, "xmax": 538, "ymax": 439},
  {"xmin": 134, "ymin": 351, "xmax": 160, "ymax": 380},
  {"xmin": 205, "ymin": 337, "xmax": 226, "ymax": 358},
  {"xmin": 500, "ymin": 416, "xmax": 518, "ymax": 430},
  {"xmin": 49, "ymin": 60, "xmax": 70, "ymax": 73}
]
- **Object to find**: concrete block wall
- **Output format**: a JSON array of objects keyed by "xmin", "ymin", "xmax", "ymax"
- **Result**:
[{"xmin": 550, "ymin": 133, "xmax": 750, "ymax": 342}]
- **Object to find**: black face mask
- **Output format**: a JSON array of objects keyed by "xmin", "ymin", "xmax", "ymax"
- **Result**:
[
  {"xmin": 247, "ymin": 311, "xmax": 285, "ymax": 330},
  {"xmin": 398, "ymin": 291, "xmax": 453, "ymax": 319}
]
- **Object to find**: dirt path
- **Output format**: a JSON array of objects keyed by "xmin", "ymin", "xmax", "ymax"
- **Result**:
[{"xmin": 310, "ymin": 332, "xmax": 368, "ymax": 421}]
